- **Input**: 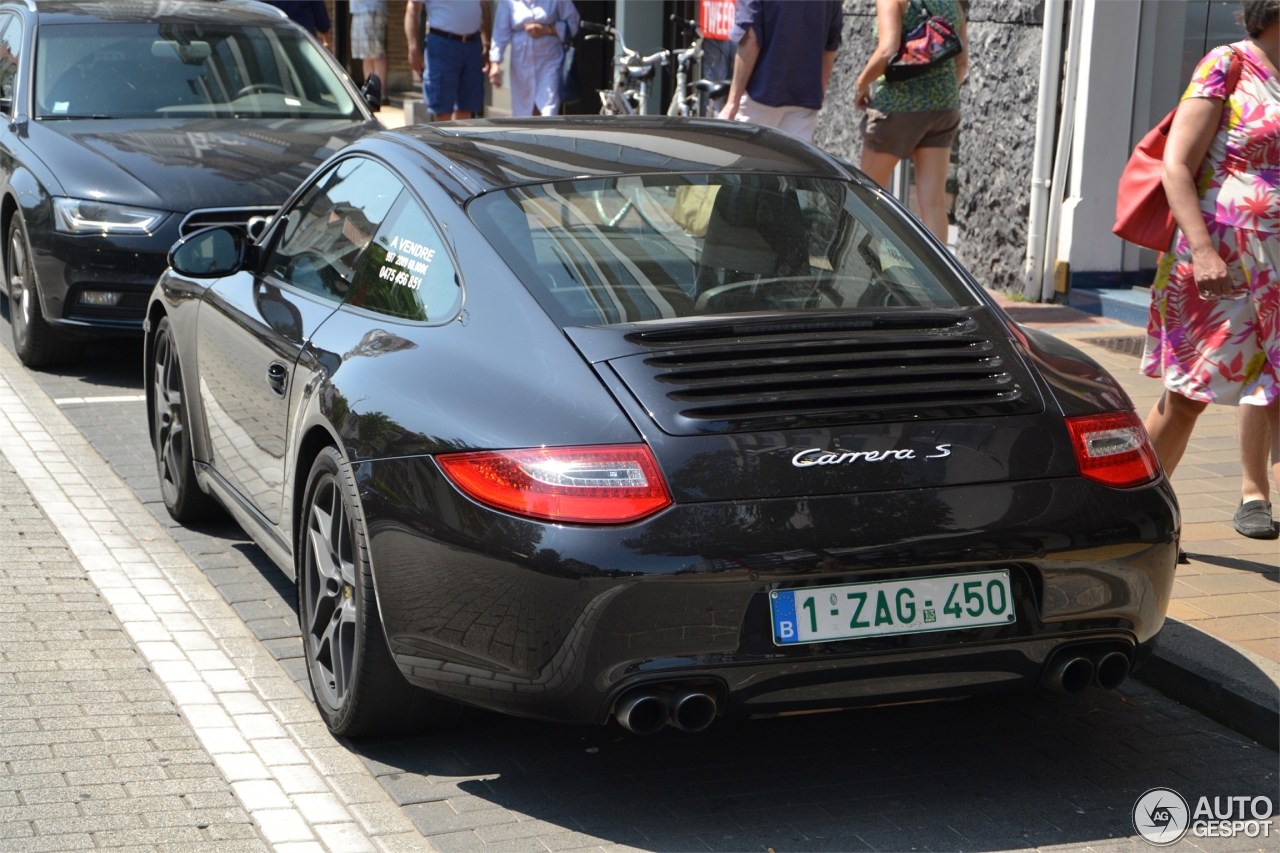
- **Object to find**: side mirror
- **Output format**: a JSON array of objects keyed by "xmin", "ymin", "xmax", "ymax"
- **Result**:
[
  {"xmin": 168, "ymin": 226, "xmax": 248, "ymax": 278},
  {"xmin": 361, "ymin": 73, "xmax": 382, "ymax": 113}
]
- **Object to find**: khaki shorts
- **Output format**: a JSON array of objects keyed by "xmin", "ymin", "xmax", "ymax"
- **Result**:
[
  {"xmin": 860, "ymin": 107, "xmax": 961, "ymax": 160},
  {"xmin": 735, "ymin": 94, "xmax": 820, "ymax": 144}
]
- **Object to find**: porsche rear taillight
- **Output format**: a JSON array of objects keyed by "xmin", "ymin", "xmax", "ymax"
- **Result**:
[
  {"xmin": 435, "ymin": 444, "xmax": 672, "ymax": 524},
  {"xmin": 1065, "ymin": 411, "xmax": 1161, "ymax": 488}
]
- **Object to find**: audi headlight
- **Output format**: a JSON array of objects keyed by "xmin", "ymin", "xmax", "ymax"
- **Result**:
[{"xmin": 52, "ymin": 198, "xmax": 168, "ymax": 235}]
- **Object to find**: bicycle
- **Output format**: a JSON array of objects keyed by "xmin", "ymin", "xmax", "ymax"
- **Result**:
[
  {"xmin": 580, "ymin": 20, "xmax": 666, "ymax": 115},
  {"xmin": 662, "ymin": 16, "xmax": 731, "ymax": 118}
]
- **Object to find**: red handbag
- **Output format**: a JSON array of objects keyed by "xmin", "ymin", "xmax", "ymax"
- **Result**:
[{"xmin": 1113, "ymin": 47, "xmax": 1242, "ymax": 252}]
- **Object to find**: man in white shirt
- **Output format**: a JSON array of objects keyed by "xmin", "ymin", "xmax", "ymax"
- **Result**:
[{"xmin": 405, "ymin": 1, "xmax": 492, "ymax": 120}]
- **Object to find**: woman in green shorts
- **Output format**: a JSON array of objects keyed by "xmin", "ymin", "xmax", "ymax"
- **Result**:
[{"xmin": 854, "ymin": 0, "xmax": 967, "ymax": 239}]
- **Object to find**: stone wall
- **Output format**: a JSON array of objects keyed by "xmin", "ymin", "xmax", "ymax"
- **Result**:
[{"xmin": 814, "ymin": 0, "xmax": 1047, "ymax": 293}]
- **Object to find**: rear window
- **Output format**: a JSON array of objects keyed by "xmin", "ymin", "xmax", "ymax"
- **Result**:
[{"xmin": 468, "ymin": 174, "xmax": 978, "ymax": 327}]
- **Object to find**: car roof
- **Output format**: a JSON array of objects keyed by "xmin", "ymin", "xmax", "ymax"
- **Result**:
[
  {"xmin": 384, "ymin": 117, "xmax": 853, "ymax": 200},
  {"xmin": 24, "ymin": 0, "xmax": 289, "ymax": 25}
]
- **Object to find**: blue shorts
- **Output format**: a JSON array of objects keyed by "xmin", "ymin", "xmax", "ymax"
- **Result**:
[{"xmin": 423, "ymin": 33, "xmax": 484, "ymax": 115}]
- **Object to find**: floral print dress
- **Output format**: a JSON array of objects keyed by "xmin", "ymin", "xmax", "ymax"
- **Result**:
[{"xmin": 1142, "ymin": 41, "xmax": 1280, "ymax": 406}]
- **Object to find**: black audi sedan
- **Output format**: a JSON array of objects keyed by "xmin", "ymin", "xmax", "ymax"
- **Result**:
[
  {"xmin": 146, "ymin": 118, "xmax": 1179, "ymax": 737},
  {"xmin": 0, "ymin": 0, "xmax": 380, "ymax": 367}
]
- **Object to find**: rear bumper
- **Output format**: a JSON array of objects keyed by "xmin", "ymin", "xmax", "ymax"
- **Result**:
[{"xmin": 358, "ymin": 459, "xmax": 1179, "ymax": 725}]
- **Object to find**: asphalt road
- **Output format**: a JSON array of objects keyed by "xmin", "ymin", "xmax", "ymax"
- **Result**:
[{"xmin": 0, "ymin": 309, "xmax": 1275, "ymax": 853}]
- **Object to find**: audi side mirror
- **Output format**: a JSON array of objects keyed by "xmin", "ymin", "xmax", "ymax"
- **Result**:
[
  {"xmin": 361, "ymin": 73, "xmax": 382, "ymax": 113},
  {"xmin": 168, "ymin": 226, "xmax": 249, "ymax": 278}
]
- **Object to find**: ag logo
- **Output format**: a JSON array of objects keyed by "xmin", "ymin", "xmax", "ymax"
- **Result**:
[{"xmin": 1133, "ymin": 787, "xmax": 1190, "ymax": 845}]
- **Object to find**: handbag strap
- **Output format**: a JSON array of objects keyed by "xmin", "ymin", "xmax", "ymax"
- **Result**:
[
  {"xmin": 1224, "ymin": 46, "xmax": 1243, "ymax": 96},
  {"xmin": 908, "ymin": 0, "xmax": 933, "ymax": 23}
]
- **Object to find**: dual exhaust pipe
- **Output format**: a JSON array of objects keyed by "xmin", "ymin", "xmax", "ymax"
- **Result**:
[
  {"xmin": 617, "ymin": 648, "xmax": 1129, "ymax": 730},
  {"xmin": 1043, "ymin": 647, "xmax": 1131, "ymax": 694},
  {"xmin": 615, "ymin": 684, "xmax": 718, "ymax": 735}
]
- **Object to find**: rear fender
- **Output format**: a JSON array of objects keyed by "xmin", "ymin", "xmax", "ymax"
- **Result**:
[{"xmin": 1009, "ymin": 324, "xmax": 1134, "ymax": 416}]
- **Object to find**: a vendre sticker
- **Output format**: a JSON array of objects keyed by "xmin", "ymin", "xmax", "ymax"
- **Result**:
[{"xmin": 379, "ymin": 234, "xmax": 435, "ymax": 291}]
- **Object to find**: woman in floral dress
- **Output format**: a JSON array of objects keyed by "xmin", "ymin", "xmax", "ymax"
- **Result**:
[{"xmin": 1142, "ymin": 0, "xmax": 1280, "ymax": 538}]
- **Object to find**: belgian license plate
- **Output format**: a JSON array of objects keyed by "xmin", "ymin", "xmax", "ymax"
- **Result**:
[{"xmin": 770, "ymin": 571, "xmax": 1014, "ymax": 646}]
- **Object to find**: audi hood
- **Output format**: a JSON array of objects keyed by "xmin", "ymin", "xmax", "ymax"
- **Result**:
[{"xmin": 26, "ymin": 117, "xmax": 378, "ymax": 213}]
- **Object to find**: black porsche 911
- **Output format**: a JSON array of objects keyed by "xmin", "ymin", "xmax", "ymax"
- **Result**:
[
  {"xmin": 1, "ymin": 0, "xmax": 380, "ymax": 367},
  {"xmin": 146, "ymin": 117, "xmax": 1179, "ymax": 737}
]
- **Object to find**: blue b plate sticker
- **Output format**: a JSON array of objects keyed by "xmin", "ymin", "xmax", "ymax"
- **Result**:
[
  {"xmin": 770, "ymin": 570, "xmax": 1014, "ymax": 646},
  {"xmin": 771, "ymin": 589, "xmax": 799, "ymax": 644}
]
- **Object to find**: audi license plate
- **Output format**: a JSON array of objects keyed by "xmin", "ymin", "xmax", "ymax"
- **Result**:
[{"xmin": 771, "ymin": 571, "xmax": 1014, "ymax": 646}]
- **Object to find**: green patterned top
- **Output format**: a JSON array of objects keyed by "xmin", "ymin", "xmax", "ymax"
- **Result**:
[{"xmin": 871, "ymin": 0, "xmax": 962, "ymax": 112}]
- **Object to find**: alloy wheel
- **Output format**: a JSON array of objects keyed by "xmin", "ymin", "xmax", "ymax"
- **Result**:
[
  {"xmin": 153, "ymin": 332, "xmax": 185, "ymax": 506},
  {"xmin": 9, "ymin": 230, "xmax": 30, "ymax": 350},
  {"xmin": 304, "ymin": 474, "xmax": 359, "ymax": 711}
]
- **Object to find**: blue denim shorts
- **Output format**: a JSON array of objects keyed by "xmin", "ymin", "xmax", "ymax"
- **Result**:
[{"xmin": 423, "ymin": 33, "xmax": 484, "ymax": 115}]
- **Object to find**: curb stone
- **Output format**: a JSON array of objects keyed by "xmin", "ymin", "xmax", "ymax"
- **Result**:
[{"xmin": 1137, "ymin": 618, "xmax": 1280, "ymax": 750}]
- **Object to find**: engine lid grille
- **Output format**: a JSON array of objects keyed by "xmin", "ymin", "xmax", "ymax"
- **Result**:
[{"xmin": 606, "ymin": 311, "xmax": 1042, "ymax": 435}]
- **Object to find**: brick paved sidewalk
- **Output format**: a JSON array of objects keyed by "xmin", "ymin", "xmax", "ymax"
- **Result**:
[
  {"xmin": 0, "ymin": 340, "xmax": 427, "ymax": 853},
  {"xmin": 0, "ymin": 455, "xmax": 268, "ymax": 852}
]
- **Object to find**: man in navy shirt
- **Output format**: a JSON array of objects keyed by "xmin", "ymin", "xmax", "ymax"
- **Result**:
[{"xmin": 718, "ymin": 1, "xmax": 843, "ymax": 143}]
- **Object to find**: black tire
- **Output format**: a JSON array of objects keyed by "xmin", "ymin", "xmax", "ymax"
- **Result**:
[
  {"xmin": 7, "ymin": 217, "xmax": 83, "ymax": 368},
  {"xmin": 152, "ymin": 316, "xmax": 221, "ymax": 522},
  {"xmin": 299, "ymin": 446, "xmax": 458, "ymax": 736}
]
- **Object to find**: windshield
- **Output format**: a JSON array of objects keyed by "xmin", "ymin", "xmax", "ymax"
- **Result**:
[
  {"xmin": 35, "ymin": 23, "xmax": 360, "ymax": 120},
  {"xmin": 468, "ymin": 174, "xmax": 977, "ymax": 328}
]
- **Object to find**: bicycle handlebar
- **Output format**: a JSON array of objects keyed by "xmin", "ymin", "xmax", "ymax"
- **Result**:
[{"xmin": 669, "ymin": 14, "xmax": 702, "ymax": 38}]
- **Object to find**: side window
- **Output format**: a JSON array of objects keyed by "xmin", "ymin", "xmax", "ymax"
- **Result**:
[
  {"xmin": 346, "ymin": 195, "xmax": 460, "ymax": 322},
  {"xmin": 267, "ymin": 157, "xmax": 401, "ymax": 302},
  {"xmin": 0, "ymin": 14, "xmax": 21, "ymax": 108}
]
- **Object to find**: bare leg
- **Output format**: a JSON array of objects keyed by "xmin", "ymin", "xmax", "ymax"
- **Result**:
[
  {"xmin": 1271, "ymin": 401, "xmax": 1280, "ymax": 492},
  {"xmin": 1239, "ymin": 400, "xmax": 1280, "ymax": 503},
  {"xmin": 858, "ymin": 148, "xmax": 899, "ymax": 190},
  {"xmin": 911, "ymin": 145, "xmax": 952, "ymax": 240},
  {"xmin": 1145, "ymin": 390, "xmax": 1208, "ymax": 477}
]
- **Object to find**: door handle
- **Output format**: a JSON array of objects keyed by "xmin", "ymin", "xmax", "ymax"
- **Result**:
[{"xmin": 266, "ymin": 361, "xmax": 288, "ymax": 396}]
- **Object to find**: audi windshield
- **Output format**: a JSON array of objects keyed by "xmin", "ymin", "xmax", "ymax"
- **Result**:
[{"xmin": 35, "ymin": 23, "xmax": 360, "ymax": 120}]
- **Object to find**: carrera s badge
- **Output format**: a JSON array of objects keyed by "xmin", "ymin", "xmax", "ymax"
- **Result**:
[{"xmin": 792, "ymin": 445, "xmax": 952, "ymax": 468}]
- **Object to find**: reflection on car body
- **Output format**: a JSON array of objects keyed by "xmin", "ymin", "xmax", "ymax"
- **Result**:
[{"xmin": 147, "ymin": 117, "xmax": 1179, "ymax": 738}]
